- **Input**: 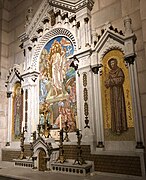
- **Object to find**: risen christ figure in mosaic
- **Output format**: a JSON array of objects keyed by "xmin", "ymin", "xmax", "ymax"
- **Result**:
[
  {"xmin": 105, "ymin": 58, "xmax": 128, "ymax": 134},
  {"xmin": 50, "ymin": 41, "xmax": 66, "ymax": 97}
]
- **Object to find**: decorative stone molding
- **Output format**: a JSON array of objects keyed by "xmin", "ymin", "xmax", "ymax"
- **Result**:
[
  {"xmin": 5, "ymin": 64, "xmax": 22, "ymax": 91},
  {"xmin": 32, "ymin": 27, "xmax": 77, "ymax": 70},
  {"xmin": 48, "ymin": 0, "xmax": 94, "ymax": 13},
  {"xmin": 25, "ymin": 0, "xmax": 52, "ymax": 38},
  {"xmin": 83, "ymin": 73, "xmax": 90, "ymax": 128},
  {"xmin": 93, "ymin": 29, "xmax": 125, "ymax": 64}
]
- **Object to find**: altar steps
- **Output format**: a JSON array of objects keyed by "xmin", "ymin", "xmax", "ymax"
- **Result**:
[
  {"xmin": 2, "ymin": 144, "xmax": 142, "ymax": 177},
  {"xmin": 2, "ymin": 144, "xmax": 31, "ymax": 162}
]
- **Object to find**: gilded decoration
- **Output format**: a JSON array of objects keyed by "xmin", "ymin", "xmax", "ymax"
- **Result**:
[
  {"xmin": 83, "ymin": 88, "xmax": 88, "ymax": 101},
  {"xmin": 12, "ymin": 82, "xmax": 23, "ymax": 140},
  {"xmin": 101, "ymin": 50, "xmax": 135, "ymax": 141},
  {"xmin": 39, "ymin": 36, "xmax": 77, "ymax": 133},
  {"xmin": 84, "ymin": 102, "xmax": 89, "ymax": 117},
  {"xmin": 83, "ymin": 73, "xmax": 87, "ymax": 87}
]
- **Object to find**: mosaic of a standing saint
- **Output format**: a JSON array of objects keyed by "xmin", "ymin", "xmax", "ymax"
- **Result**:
[
  {"xmin": 101, "ymin": 50, "xmax": 135, "ymax": 141},
  {"xmin": 39, "ymin": 36, "xmax": 77, "ymax": 133},
  {"xmin": 12, "ymin": 83, "xmax": 23, "ymax": 140}
]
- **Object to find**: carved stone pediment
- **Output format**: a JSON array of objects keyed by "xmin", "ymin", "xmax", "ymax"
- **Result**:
[
  {"xmin": 33, "ymin": 137, "xmax": 47, "ymax": 151},
  {"xmin": 5, "ymin": 64, "xmax": 23, "ymax": 91},
  {"xmin": 91, "ymin": 20, "xmax": 136, "ymax": 66},
  {"xmin": 33, "ymin": 137, "xmax": 59, "ymax": 156}
]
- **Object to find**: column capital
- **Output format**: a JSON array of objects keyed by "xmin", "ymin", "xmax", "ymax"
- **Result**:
[{"xmin": 7, "ymin": 91, "xmax": 12, "ymax": 98}]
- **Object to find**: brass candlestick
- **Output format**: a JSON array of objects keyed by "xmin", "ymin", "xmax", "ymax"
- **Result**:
[
  {"xmin": 19, "ymin": 128, "xmax": 26, "ymax": 160},
  {"xmin": 37, "ymin": 124, "xmax": 41, "ymax": 137},
  {"xmin": 32, "ymin": 131, "xmax": 36, "ymax": 142},
  {"xmin": 73, "ymin": 129, "xmax": 86, "ymax": 165},
  {"xmin": 46, "ymin": 121, "xmax": 52, "ymax": 138},
  {"xmin": 56, "ymin": 128, "xmax": 66, "ymax": 163},
  {"xmin": 64, "ymin": 121, "xmax": 70, "ymax": 142}
]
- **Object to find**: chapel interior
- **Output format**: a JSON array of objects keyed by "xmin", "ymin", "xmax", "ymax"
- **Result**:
[{"xmin": 0, "ymin": 0, "xmax": 146, "ymax": 179}]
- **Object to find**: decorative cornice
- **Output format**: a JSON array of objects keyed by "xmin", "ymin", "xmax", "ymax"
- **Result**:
[
  {"xmin": 48, "ymin": 0, "xmax": 94, "ymax": 13},
  {"xmin": 19, "ymin": 0, "xmax": 94, "ymax": 43}
]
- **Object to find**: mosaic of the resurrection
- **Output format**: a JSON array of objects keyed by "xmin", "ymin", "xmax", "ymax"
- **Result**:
[{"xmin": 39, "ymin": 36, "xmax": 77, "ymax": 132}]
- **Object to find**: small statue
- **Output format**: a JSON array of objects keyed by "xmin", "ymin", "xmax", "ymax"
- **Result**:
[
  {"xmin": 25, "ymin": 7, "xmax": 33, "ymax": 27},
  {"xmin": 56, "ymin": 128, "xmax": 66, "ymax": 163}
]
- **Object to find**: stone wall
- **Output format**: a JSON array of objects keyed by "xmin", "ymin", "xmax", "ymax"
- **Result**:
[
  {"xmin": 0, "ymin": 0, "xmax": 42, "ymax": 160},
  {"xmin": 0, "ymin": 0, "xmax": 9, "ymax": 160}
]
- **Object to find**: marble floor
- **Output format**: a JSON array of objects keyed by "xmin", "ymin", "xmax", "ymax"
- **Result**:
[{"xmin": 0, "ymin": 161, "xmax": 144, "ymax": 180}]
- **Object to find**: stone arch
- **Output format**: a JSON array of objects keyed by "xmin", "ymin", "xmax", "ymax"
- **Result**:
[
  {"xmin": 36, "ymin": 147, "xmax": 47, "ymax": 171},
  {"xmin": 32, "ymin": 27, "xmax": 77, "ymax": 70}
]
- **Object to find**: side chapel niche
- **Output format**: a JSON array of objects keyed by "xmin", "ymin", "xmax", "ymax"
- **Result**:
[
  {"xmin": 101, "ymin": 50, "xmax": 134, "ymax": 141},
  {"xmin": 12, "ymin": 82, "xmax": 23, "ymax": 140}
]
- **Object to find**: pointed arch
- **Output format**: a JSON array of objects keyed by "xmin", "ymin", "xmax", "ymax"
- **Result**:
[{"xmin": 32, "ymin": 28, "xmax": 77, "ymax": 70}]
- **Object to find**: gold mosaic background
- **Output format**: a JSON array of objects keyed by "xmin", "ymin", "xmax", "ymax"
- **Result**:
[{"xmin": 101, "ymin": 50, "xmax": 135, "ymax": 141}]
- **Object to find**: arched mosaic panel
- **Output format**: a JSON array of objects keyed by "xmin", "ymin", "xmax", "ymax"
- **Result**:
[
  {"xmin": 39, "ymin": 36, "xmax": 77, "ymax": 133},
  {"xmin": 32, "ymin": 28, "xmax": 77, "ymax": 70},
  {"xmin": 12, "ymin": 82, "xmax": 23, "ymax": 140},
  {"xmin": 101, "ymin": 50, "xmax": 135, "ymax": 141}
]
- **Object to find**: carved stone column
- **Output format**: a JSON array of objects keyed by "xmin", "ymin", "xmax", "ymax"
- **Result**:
[
  {"xmin": 124, "ymin": 16, "xmax": 144, "ymax": 149},
  {"xmin": 84, "ymin": 17, "xmax": 90, "ymax": 47},
  {"xmin": 21, "ymin": 71, "xmax": 39, "ymax": 142},
  {"xmin": 92, "ymin": 65, "xmax": 104, "ymax": 148},
  {"xmin": 77, "ymin": 22, "xmax": 81, "ymax": 49},
  {"xmin": 6, "ymin": 91, "xmax": 12, "ymax": 146}
]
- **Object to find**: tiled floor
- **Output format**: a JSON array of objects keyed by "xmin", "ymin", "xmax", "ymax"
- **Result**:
[{"xmin": 0, "ymin": 161, "xmax": 145, "ymax": 180}]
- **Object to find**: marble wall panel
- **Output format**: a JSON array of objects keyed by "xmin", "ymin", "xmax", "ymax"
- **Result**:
[
  {"xmin": 91, "ymin": 0, "xmax": 100, "ymax": 14},
  {"xmin": 2, "ymin": 19, "xmax": 8, "ymax": 32},
  {"xmin": 141, "ymin": 94, "xmax": 146, "ymax": 117},
  {"xmin": 121, "ymin": 0, "xmax": 139, "ymax": 16},
  {"xmin": 137, "ymin": 71, "xmax": 146, "ymax": 94},
  {"xmin": 15, "ymin": 23, "xmax": 25, "ymax": 39},
  {"xmin": 0, "ymin": 117, "xmax": 7, "ymax": 129},
  {"xmin": 1, "ymin": 67, "xmax": 8, "ymax": 80},
  {"xmin": 92, "ymin": 1, "xmax": 121, "ymax": 29},
  {"xmin": 8, "ymin": 30, "xmax": 15, "ymax": 44},
  {"xmin": 8, "ymin": 43, "xmax": 15, "ymax": 57},
  {"xmin": 99, "ymin": 0, "xmax": 118, "ymax": 9},
  {"xmin": 135, "ymin": 29, "xmax": 144, "ymax": 51},
  {"xmin": 136, "ymin": 50, "xmax": 146, "ymax": 73},
  {"xmin": 1, "ymin": 30, "xmax": 9, "ymax": 45},
  {"xmin": 2, "ymin": 8, "xmax": 9, "ymax": 21},
  {"xmin": 1, "ymin": 43, "xmax": 8, "ymax": 57},
  {"xmin": 141, "ymin": 20, "xmax": 146, "ymax": 43},
  {"xmin": 15, "ymin": 0, "xmax": 33, "ymax": 16},
  {"xmin": 140, "ymin": 0, "xmax": 146, "ymax": 20},
  {"xmin": 130, "ymin": 10, "xmax": 142, "ymax": 32},
  {"xmin": 1, "ymin": 57, "xmax": 8, "ymax": 69}
]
